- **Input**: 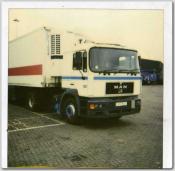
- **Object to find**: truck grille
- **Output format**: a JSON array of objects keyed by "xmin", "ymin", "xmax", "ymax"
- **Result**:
[
  {"xmin": 51, "ymin": 34, "xmax": 60, "ymax": 55},
  {"xmin": 106, "ymin": 82, "xmax": 133, "ymax": 94}
]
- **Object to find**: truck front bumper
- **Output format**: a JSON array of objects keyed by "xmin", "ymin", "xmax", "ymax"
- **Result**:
[{"xmin": 80, "ymin": 96, "xmax": 141, "ymax": 118}]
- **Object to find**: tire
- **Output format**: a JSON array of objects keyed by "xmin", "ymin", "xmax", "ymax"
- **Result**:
[
  {"xmin": 147, "ymin": 80, "xmax": 151, "ymax": 85},
  {"xmin": 26, "ymin": 92, "xmax": 38, "ymax": 111},
  {"xmin": 61, "ymin": 97, "xmax": 80, "ymax": 124}
]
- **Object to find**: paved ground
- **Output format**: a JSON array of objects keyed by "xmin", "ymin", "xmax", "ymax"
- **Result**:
[{"xmin": 8, "ymin": 85, "xmax": 163, "ymax": 168}]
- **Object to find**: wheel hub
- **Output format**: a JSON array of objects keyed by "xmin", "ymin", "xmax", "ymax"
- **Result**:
[
  {"xmin": 66, "ymin": 104, "xmax": 75, "ymax": 118},
  {"xmin": 29, "ymin": 98, "xmax": 34, "ymax": 108}
]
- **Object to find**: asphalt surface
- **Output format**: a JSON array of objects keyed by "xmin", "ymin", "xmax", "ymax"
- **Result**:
[{"xmin": 8, "ymin": 85, "xmax": 163, "ymax": 168}]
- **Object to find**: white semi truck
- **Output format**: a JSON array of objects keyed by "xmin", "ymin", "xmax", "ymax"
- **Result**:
[{"xmin": 9, "ymin": 27, "xmax": 142, "ymax": 123}]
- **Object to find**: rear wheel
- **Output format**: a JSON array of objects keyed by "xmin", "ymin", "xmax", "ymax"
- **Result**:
[
  {"xmin": 26, "ymin": 92, "xmax": 38, "ymax": 111},
  {"xmin": 61, "ymin": 97, "xmax": 80, "ymax": 124}
]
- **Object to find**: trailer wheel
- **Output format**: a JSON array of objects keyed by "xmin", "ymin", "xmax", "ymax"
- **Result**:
[
  {"xmin": 62, "ymin": 97, "xmax": 80, "ymax": 124},
  {"xmin": 27, "ymin": 92, "xmax": 38, "ymax": 111}
]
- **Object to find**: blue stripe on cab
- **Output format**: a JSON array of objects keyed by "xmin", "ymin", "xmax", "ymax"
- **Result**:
[
  {"xmin": 61, "ymin": 76, "xmax": 141, "ymax": 80},
  {"xmin": 94, "ymin": 76, "xmax": 142, "ymax": 80}
]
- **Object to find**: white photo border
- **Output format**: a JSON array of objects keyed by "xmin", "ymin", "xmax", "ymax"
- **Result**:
[{"xmin": 1, "ymin": 1, "xmax": 173, "ymax": 169}]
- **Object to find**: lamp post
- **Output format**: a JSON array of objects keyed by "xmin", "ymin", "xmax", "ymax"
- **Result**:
[{"xmin": 13, "ymin": 18, "xmax": 19, "ymax": 38}]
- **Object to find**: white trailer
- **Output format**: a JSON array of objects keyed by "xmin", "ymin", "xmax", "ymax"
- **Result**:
[{"xmin": 9, "ymin": 27, "xmax": 142, "ymax": 123}]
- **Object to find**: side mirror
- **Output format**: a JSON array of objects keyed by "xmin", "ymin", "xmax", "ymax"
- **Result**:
[
  {"xmin": 138, "ymin": 56, "xmax": 141, "ymax": 66},
  {"xmin": 83, "ymin": 51, "xmax": 87, "ymax": 72},
  {"xmin": 73, "ymin": 52, "xmax": 82, "ymax": 70}
]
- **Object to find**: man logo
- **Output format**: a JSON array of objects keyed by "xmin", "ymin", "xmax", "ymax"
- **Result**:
[
  {"xmin": 114, "ymin": 84, "xmax": 128, "ymax": 93},
  {"xmin": 106, "ymin": 82, "xmax": 133, "ymax": 94},
  {"xmin": 114, "ymin": 84, "xmax": 128, "ymax": 89},
  {"xmin": 118, "ymin": 87, "xmax": 123, "ymax": 93}
]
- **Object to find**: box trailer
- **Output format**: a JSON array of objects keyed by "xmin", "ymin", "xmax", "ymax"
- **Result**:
[{"xmin": 8, "ymin": 27, "xmax": 142, "ymax": 123}]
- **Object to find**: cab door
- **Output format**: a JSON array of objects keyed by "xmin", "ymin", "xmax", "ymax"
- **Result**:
[{"xmin": 71, "ymin": 50, "xmax": 88, "ymax": 97}]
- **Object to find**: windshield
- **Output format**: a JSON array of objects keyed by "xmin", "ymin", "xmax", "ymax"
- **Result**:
[{"xmin": 89, "ymin": 47, "xmax": 140, "ymax": 73}]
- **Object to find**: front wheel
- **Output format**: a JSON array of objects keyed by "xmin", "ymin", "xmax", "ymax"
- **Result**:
[{"xmin": 61, "ymin": 97, "xmax": 80, "ymax": 124}]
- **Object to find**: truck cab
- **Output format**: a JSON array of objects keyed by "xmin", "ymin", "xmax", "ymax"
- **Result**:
[{"xmin": 57, "ymin": 40, "xmax": 142, "ymax": 123}]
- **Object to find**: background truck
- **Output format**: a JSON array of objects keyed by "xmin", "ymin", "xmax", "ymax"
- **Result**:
[
  {"xmin": 8, "ymin": 27, "xmax": 142, "ymax": 123},
  {"xmin": 140, "ymin": 59, "xmax": 163, "ymax": 84}
]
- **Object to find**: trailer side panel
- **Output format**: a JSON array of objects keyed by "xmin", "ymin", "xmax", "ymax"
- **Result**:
[{"xmin": 9, "ymin": 28, "xmax": 49, "ymax": 87}]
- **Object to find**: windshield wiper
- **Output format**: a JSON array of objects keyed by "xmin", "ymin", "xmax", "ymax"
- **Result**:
[
  {"xmin": 99, "ymin": 69, "xmax": 119, "ymax": 73},
  {"xmin": 117, "ymin": 69, "xmax": 140, "ymax": 74},
  {"xmin": 99, "ymin": 69, "xmax": 140, "ymax": 74}
]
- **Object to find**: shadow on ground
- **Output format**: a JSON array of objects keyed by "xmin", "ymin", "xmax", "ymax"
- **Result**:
[
  {"xmin": 81, "ymin": 117, "xmax": 134, "ymax": 129},
  {"xmin": 9, "ymin": 101, "xmax": 135, "ymax": 130}
]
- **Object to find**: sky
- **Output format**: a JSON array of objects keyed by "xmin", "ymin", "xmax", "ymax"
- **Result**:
[{"xmin": 9, "ymin": 9, "xmax": 164, "ymax": 62}]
